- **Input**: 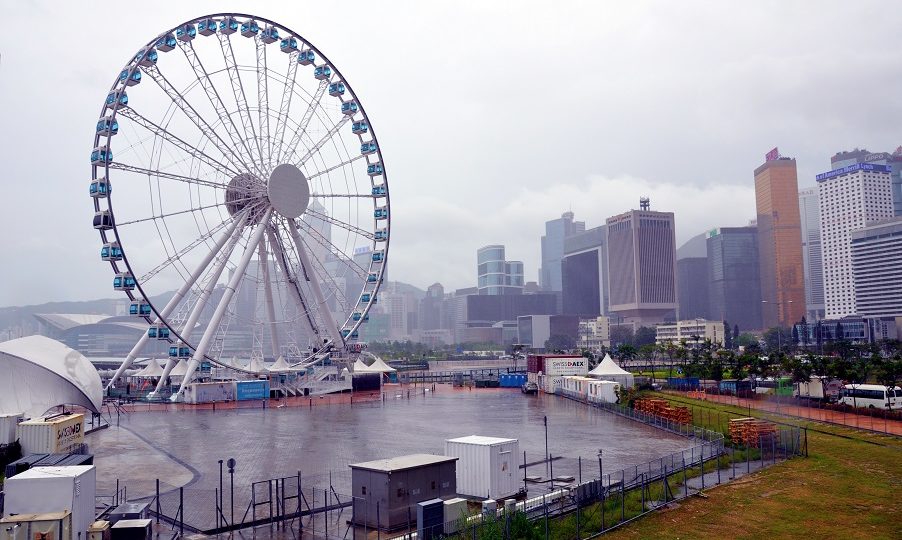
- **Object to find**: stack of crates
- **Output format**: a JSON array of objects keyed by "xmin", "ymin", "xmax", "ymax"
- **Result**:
[
  {"xmin": 634, "ymin": 399, "xmax": 692, "ymax": 425},
  {"xmin": 728, "ymin": 418, "xmax": 777, "ymax": 447}
]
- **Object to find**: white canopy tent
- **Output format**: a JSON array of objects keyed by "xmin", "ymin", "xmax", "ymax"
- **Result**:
[
  {"xmin": 588, "ymin": 354, "xmax": 635, "ymax": 388},
  {"xmin": 169, "ymin": 359, "xmax": 189, "ymax": 378},
  {"xmin": 352, "ymin": 358, "xmax": 369, "ymax": 372},
  {"xmin": 132, "ymin": 358, "xmax": 165, "ymax": 378},
  {"xmin": 0, "ymin": 335, "xmax": 103, "ymax": 417},
  {"xmin": 358, "ymin": 355, "xmax": 396, "ymax": 373},
  {"xmin": 268, "ymin": 355, "xmax": 292, "ymax": 372},
  {"xmin": 247, "ymin": 356, "xmax": 267, "ymax": 373}
]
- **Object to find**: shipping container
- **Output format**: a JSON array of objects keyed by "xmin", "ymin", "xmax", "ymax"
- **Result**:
[
  {"xmin": 544, "ymin": 356, "xmax": 588, "ymax": 376},
  {"xmin": 88, "ymin": 520, "xmax": 112, "ymax": 540},
  {"xmin": 445, "ymin": 435, "xmax": 520, "ymax": 499},
  {"xmin": 718, "ymin": 379, "xmax": 752, "ymax": 395},
  {"xmin": 666, "ymin": 377, "xmax": 700, "ymax": 390},
  {"xmin": 4, "ymin": 452, "xmax": 92, "ymax": 480},
  {"xmin": 587, "ymin": 380, "xmax": 620, "ymax": 404},
  {"xmin": 15, "ymin": 414, "xmax": 85, "ymax": 455},
  {"xmin": 0, "ymin": 413, "xmax": 23, "ymax": 445},
  {"xmin": 3, "ymin": 465, "xmax": 97, "ymax": 540},
  {"xmin": 0, "ymin": 511, "xmax": 72, "ymax": 540},
  {"xmin": 498, "ymin": 374, "xmax": 527, "ymax": 388},
  {"xmin": 184, "ymin": 381, "xmax": 236, "ymax": 403},
  {"xmin": 235, "ymin": 380, "xmax": 270, "ymax": 401},
  {"xmin": 352, "ymin": 373, "xmax": 381, "ymax": 392}
]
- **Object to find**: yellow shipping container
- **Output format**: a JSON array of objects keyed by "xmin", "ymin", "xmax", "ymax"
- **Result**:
[{"xmin": 16, "ymin": 413, "xmax": 85, "ymax": 454}]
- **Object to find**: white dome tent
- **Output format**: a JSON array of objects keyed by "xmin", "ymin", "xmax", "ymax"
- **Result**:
[
  {"xmin": 132, "ymin": 358, "xmax": 165, "ymax": 378},
  {"xmin": 268, "ymin": 355, "xmax": 292, "ymax": 373},
  {"xmin": 0, "ymin": 335, "xmax": 103, "ymax": 417},
  {"xmin": 588, "ymin": 354, "xmax": 635, "ymax": 388}
]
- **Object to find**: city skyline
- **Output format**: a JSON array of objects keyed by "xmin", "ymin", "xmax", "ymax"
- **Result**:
[{"xmin": 3, "ymin": 2, "xmax": 902, "ymax": 306}]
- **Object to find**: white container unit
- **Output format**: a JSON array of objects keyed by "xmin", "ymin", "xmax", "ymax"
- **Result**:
[
  {"xmin": 445, "ymin": 435, "xmax": 520, "ymax": 499},
  {"xmin": 0, "ymin": 412, "xmax": 24, "ymax": 444},
  {"xmin": 587, "ymin": 380, "xmax": 620, "ymax": 404},
  {"xmin": 15, "ymin": 413, "xmax": 85, "ymax": 454},
  {"xmin": 184, "ymin": 381, "xmax": 236, "ymax": 403},
  {"xmin": 3, "ymin": 465, "xmax": 97, "ymax": 540}
]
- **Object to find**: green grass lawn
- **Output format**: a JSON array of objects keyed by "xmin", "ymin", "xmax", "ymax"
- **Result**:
[{"xmin": 599, "ymin": 392, "xmax": 902, "ymax": 540}]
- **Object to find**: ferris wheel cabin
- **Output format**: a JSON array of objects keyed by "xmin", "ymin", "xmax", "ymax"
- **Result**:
[
  {"xmin": 118, "ymin": 68, "xmax": 142, "ymax": 86},
  {"xmin": 240, "ymin": 20, "xmax": 259, "ymax": 37},
  {"xmin": 280, "ymin": 37, "xmax": 299, "ymax": 53},
  {"xmin": 371, "ymin": 250, "xmax": 385, "ymax": 262},
  {"xmin": 360, "ymin": 141, "xmax": 377, "ymax": 155},
  {"xmin": 219, "ymin": 17, "xmax": 239, "ymax": 35},
  {"xmin": 314, "ymin": 65, "xmax": 332, "ymax": 80},
  {"xmin": 197, "ymin": 18, "xmax": 217, "ymax": 36},
  {"xmin": 374, "ymin": 206, "xmax": 388, "ymax": 220},
  {"xmin": 135, "ymin": 48, "xmax": 158, "ymax": 67},
  {"xmin": 155, "ymin": 33, "xmax": 176, "ymax": 52},
  {"xmin": 113, "ymin": 272, "xmax": 136, "ymax": 291},
  {"xmin": 96, "ymin": 116, "xmax": 119, "ymax": 137},
  {"xmin": 169, "ymin": 342, "xmax": 192, "ymax": 358},
  {"xmin": 147, "ymin": 324, "xmax": 170, "ymax": 340},
  {"xmin": 106, "ymin": 90, "xmax": 128, "ymax": 108},
  {"xmin": 100, "ymin": 241, "xmax": 122, "ymax": 261},
  {"xmin": 374, "ymin": 228, "xmax": 388, "ymax": 242},
  {"xmin": 352, "ymin": 120, "xmax": 369, "ymax": 134},
  {"xmin": 129, "ymin": 299, "xmax": 152, "ymax": 317},
  {"xmin": 341, "ymin": 101, "xmax": 359, "ymax": 116},
  {"xmin": 89, "ymin": 178, "xmax": 111, "ymax": 198},
  {"xmin": 298, "ymin": 50, "xmax": 315, "ymax": 65},
  {"xmin": 367, "ymin": 162, "xmax": 383, "ymax": 177},
  {"xmin": 93, "ymin": 210, "xmax": 113, "ymax": 230},
  {"xmin": 372, "ymin": 185, "xmax": 386, "ymax": 197},
  {"xmin": 90, "ymin": 146, "xmax": 113, "ymax": 165},
  {"xmin": 261, "ymin": 26, "xmax": 279, "ymax": 44},
  {"xmin": 176, "ymin": 24, "xmax": 196, "ymax": 42},
  {"xmin": 328, "ymin": 82, "xmax": 346, "ymax": 97}
]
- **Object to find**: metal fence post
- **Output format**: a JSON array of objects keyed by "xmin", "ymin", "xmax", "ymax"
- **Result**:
[
  {"xmin": 179, "ymin": 486, "xmax": 184, "ymax": 537},
  {"xmin": 155, "ymin": 479, "xmax": 160, "ymax": 524}
]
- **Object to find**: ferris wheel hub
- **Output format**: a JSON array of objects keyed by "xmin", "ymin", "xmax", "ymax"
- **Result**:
[
  {"xmin": 268, "ymin": 163, "xmax": 310, "ymax": 219},
  {"xmin": 225, "ymin": 172, "xmax": 267, "ymax": 223}
]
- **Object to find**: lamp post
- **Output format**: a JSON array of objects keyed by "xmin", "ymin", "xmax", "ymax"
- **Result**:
[{"xmin": 761, "ymin": 300, "xmax": 794, "ymax": 351}]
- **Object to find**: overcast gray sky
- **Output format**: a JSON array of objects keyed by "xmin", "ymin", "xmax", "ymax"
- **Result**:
[{"xmin": 2, "ymin": 1, "xmax": 901, "ymax": 307}]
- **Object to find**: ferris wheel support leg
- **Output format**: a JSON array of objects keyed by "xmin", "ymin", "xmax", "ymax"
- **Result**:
[
  {"xmin": 148, "ymin": 219, "xmax": 247, "ymax": 398},
  {"xmin": 258, "ymin": 240, "xmax": 282, "ymax": 360},
  {"xmin": 106, "ymin": 214, "xmax": 248, "ymax": 390},
  {"xmin": 288, "ymin": 219, "xmax": 345, "ymax": 348},
  {"xmin": 266, "ymin": 226, "xmax": 319, "ymax": 342},
  {"xmin": 173, "ymin": 210, "xmax": 273, "ymax": 401}
]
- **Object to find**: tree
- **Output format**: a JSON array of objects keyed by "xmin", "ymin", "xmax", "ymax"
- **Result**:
[
  {"xmin": 834, "ymin": 322, "xmax": 844, "ymax": 341},
  {"xmin": 634, "ymin": 326, "xmax": 657, "ymax": 347},
  {"xmin": 735, "ymin": 333, "xmax": 758, "ymax": 349},
  {"xmin": 733, "ymin": 324, "xmax": 740, "ymax": 345},
  {"xmin": 723, "ymin": 321, "xmax": 733, "ymax": 350},
  {"xmin": 763, "ymin": 327, "xmax": 790, "ymax": 353},
  {"xmin": 545, "ymin": 334, "xmax": 576, "ymax": 352},
  {"xmin": 874, "ymin": 356, "xmax": 902, "ymax": 411},
  {"xmin": 617, "ymin": 344, "xmax": 638, "ymax": 363},
  {"xmin": 610, "ymin": 325, "xmax": 634, "ymax": 347}
]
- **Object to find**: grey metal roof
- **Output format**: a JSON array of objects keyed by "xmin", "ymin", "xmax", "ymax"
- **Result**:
[{"xmin": 350, "ymin": 453, "xmax": 457, "ymax": 473}]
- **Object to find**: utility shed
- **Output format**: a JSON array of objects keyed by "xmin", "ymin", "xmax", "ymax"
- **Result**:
[
  {"xmin": 445, "ymin": 435, "xmax": 520, "ymax": 499},
  {"xmin": 350, "ymin": 454, "xmax": 457, "ymax": 531}
]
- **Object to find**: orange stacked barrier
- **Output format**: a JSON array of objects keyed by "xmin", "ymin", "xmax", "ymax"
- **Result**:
[
  {"xmin": 634, "ymin": 399, "xmax": 692, "ymax": 425},
  {"xmin": 729, "ymin": 417, "xmax": 777, "ymax": 447},
  {"xmin": 687, "ymin": 390, "xmax": 707, "ymax": 400}
]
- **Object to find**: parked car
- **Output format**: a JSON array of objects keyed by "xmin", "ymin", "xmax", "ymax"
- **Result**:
[{"xmin": 521, "ymin": 382, "xmax": 538, "ymax": 394}]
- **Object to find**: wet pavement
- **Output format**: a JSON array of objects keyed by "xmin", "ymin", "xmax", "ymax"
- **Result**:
[{"xmin": 93, "ymin": 386, "xmax": 694, "ymax": 500}]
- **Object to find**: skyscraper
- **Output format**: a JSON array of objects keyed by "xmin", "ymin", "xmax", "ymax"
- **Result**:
[
  {"xmin": 675, "ymin": 231, "xmax": 710, "ymax": 321},
  {"xmin": 418, "ymin": 283, "xmax": 445, "ymax": 331},
  {"xmin": 540, "ymin": 211, "xmax": 585, "ymax": 292},
  {"xmin": 831, "ymin": 147, "xmax": 902, "ymax": 216},
  {"xmin": 605, "ymin": 204, "xmax": 677, "ymax": 324},
  {"xmin": 851, "ymin": 217, "xmax": 902, "ymax": 318},
  {"xmin": 817, "ymin": 163, "xmax": 894, "ymax": 318},
  {"xmin": 707, "ymin": 227, "xmax": 762, "ymax": 330},
  {"xmin": 754, "ymin": 152, "xmax": 806, "ymax": 327},
  {"xmin": 477, "ymin": 245, "xmax": 524, "ymax": 295},
  {"xmin": 561, "ymin": 225, "xmax": 608, "ymax": 317},
  {"xmin": 798, "ymin": 188, "xmax": 825, "ymax": 319}
]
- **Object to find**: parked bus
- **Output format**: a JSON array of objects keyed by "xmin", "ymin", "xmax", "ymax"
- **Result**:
[{"xmin": 839, "ymin": 384, "xmax": 902, "ymax": 409}]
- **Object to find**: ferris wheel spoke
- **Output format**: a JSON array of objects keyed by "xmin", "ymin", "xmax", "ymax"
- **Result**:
[
  {"xmin": 116, "ymin": 107, "xmax": 239, "ymax": 179},
  {"xmin": 287, "ymin": 218, "xmax": 344, "ymax": 346},
  {"xmin": 138, "ymin": 217, "xmax": 234, "ymax": 282},
  {"xmin": 304, "ymin": 207, "xmax": 375, "ymax": 240},
  {"xmin": 258, "ymin": 236, "xmax": 281, "ymax": 359},
  {"xmin": 217, "ymin": 34, "xmax": 264, "ymax": 171},
  {"xmin": 272, "ymin": 52, "xmax": 299, "ymax": 164},
  {"xmin": 108, "ymin": 161, "xmax": 225, "ymax": 190},
  {"xmin": 106, "ymin": 211, "xmax": 249, "ymax": 389},
  {"xmin": 142, "ymin": 64, "xmax": 255, "ymax": 175},
  {"xmin": 115, "ymin": 201, "xmax": 230, "ymax": 227},
  {"xmin": 176, "ymin": 42, "xmax": 260, "ymax": 175},
  {"xmin": 300, "ymin": 221, "xmax": 370, "ymax": 280},
  {"xmin": 148, "ymin": 219, "xmax": 245, "ymax": 397},
  {"xmin": 175, "ymin": 209, "xmax": 273, "ymax": 398},
  {"xmin": 306, "ymin": 153, "xmax": 366, "ymax": 181},
  {"xmin": 255, "ymin": 36, "xmax": 272, "ymax": 170},
  {"xmin": 293, "ymin": 116, "xmax": 351, "ymax": 167},
  {"xmin": 266, "ymin": 224, "xmax": 321, "ymax": 340},
  {"xmin": 281, "ymin": 79, "xmax": 328, "ymax": 164}
]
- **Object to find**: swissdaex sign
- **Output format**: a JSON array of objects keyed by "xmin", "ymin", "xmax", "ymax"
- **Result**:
[{"xmin": 545, "ymin": 357, "xmax": 588, "ymax": 376}]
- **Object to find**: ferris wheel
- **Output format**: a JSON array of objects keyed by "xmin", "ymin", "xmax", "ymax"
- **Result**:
[{"xmin": 92, "ymin": 14, "xmax": 390, "ymax": 400}]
